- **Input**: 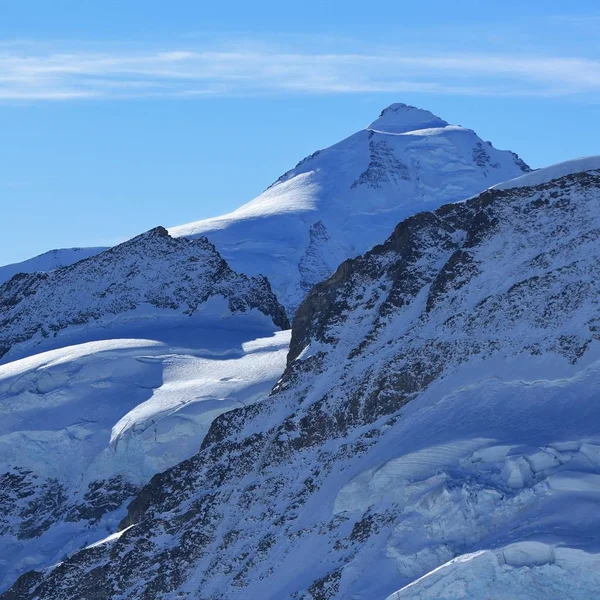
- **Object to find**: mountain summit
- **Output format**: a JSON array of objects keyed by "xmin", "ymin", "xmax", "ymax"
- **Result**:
[
  {"xmin": 0, "ymin": 103, "xmax": 530, "ymax": 316},
  {"xmin": 367, "ymin": 102, "xmax": 449, "ymax": 133},
  {"xmin": 171, "ymin": 102, "xmax": 530, "ymax": 314}
]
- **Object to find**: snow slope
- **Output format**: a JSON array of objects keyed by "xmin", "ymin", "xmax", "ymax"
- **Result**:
[
  {"xmin": 0, "ymin": 322, "xmax": 290, "ymax": 591},
  {"xmin": 386, "ymin": 545, "xmax": 600, "ymax": 600},
  {"xmin": 170, "ymin": 103, "xmax": 529, "ymax": 314},
  {"xmin": 0, "ymin": 247, "xmax": 105, "ymax": 285},
  {"xmin": 10, "ymin": 161, "xmax": 600, "ymax": 600},
  {"xmin": 492, "ymin": 155, "xmax": 600, "ymax": 190}
]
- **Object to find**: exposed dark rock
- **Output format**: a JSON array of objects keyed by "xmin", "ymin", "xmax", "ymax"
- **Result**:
[{"xmin": 351, "ymin": 139, "xmax": 411, "ymax": 189}]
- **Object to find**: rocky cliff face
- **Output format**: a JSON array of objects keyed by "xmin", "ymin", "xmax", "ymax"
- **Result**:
[
  {"xmin": 0, "ymin": 226, "xmax": 288, "ymax": 362},
  {"xmin": 7, "ymin": 160, "xmax": 600, "ymax": 600}
]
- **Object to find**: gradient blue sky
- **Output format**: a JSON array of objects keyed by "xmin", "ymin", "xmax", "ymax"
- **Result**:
[{"xmin": 1, "ymin": 0, "xmax": 600, "ymax": 265}]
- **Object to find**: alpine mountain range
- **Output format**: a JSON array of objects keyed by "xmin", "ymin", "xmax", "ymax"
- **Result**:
[{"xmin": 1, "ymin": 103, "xmax": 599, "ymax": 600}]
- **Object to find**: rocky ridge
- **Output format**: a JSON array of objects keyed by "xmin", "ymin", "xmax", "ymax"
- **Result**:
[{"xmin": 0, "ymin": 226, "xmax": 288, "ymax": 362}]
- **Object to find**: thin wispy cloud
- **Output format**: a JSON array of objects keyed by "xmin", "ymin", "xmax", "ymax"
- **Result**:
[
  {"xmin": 1, "ymin": 41, "xmax": 599, "ymax": 101},
  {"xmin": 543, "ymin": 13, "xmax": 600, "ymax": 26}
]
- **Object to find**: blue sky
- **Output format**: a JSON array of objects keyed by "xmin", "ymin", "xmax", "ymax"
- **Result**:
[{"xmin": 1, "ymin": 0, "xmax": 600, "ymax": 265}]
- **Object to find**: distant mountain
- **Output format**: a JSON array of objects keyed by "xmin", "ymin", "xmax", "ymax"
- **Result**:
[
  {"xmin": 0, "ymin": 104, "xmax": 529, "ymax": 317},
  {"xmin": 11, "ymin": 157, "xmax": 600, "ymax": 600},
  {"xmin": 0, "ymin": 247, "xmax": 106, "ymax": 286},
  {"xmin": 171, "ymin": 103, "xmax": 530, "ymax": 314}
]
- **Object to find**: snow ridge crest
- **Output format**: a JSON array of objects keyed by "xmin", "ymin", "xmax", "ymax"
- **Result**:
[{"xmin": 368, "ymin": 102, "xmax": 449, "ymax": 133}]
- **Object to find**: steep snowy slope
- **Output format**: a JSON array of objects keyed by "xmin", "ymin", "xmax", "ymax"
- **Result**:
[
  {"xmin": 171, "ymin": 103, "xmax": 530, "ymax": 313},
  {"xmin": 0, "ymin": 247, "xmax": 105, "ymax": 285},
  {"xmin": 9, "ymin": 158, "xmax": 600, "ymax": 600},
  {"xmin": 0, "ymin": 228, "xmax": 289, "ymax": 590}
]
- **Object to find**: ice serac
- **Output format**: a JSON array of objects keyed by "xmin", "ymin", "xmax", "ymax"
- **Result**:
[
  {"xmin": 9, "ymin": 159, "xmax": 600, "ymax": 600},
  {"xmin": 0, "ymin": 225, "xmax": 288, "ymax": 362},
  {"xmin": 0, "ymin": 226, "xmax": 289, "ymax": 590},
  {"xmin": 170, "ymin": 103, "xmax": 530, "ymax": 314}
]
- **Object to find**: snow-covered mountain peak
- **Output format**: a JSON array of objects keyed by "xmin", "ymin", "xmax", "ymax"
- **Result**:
[
  {"xmin": 367, "ymin": 102, "xmax": 449, "ymax": 134},
  {"xmin": 170, "ymin": 103, "xmax": 530, "ymax": 314},
  {"xmin": 1, "ymin": 103, "xmax": 531, "ymax": 317}
]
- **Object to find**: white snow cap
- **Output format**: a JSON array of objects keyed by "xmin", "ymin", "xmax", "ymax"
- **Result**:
[
  {"xmin": 368, "ymin": 102, "xmax": 449, "ymax": 134},
  {"xmin": 492, "ymin": 155, "xmax": 600, "ymax": 191}
]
